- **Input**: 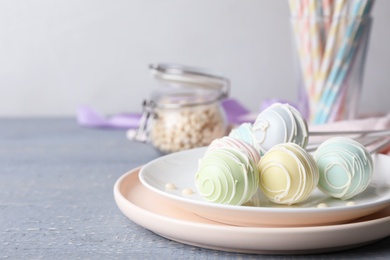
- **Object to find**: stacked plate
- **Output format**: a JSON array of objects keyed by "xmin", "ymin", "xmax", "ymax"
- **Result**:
[{"xmin": 114, "ymin": 147, "xmax": 390, "ymax": 254}]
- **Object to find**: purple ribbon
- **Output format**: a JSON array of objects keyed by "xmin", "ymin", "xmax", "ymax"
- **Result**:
[
  {"xmin": 77, "ymin": 98, "xmax": 296, "ymax": 129},
  {"xmin": 77, "ymin": 106, "xmax": 142, "ymax": 129},
  {"xmin": 221, "ymin": 98, "xmax": 251, "ymax": 125}
]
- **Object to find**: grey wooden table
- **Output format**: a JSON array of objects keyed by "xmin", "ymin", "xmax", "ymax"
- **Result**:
[{"xmin": 1, "ymin": 118, "xmax": 390, "ymax": 259}]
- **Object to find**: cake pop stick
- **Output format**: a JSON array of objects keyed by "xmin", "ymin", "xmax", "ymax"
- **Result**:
[
  {"xmin": 367, "ymin": 137, "xmax": 390, "ymax": 154},
  {"xmin": 310, "ymin": 129, "xmax": 390, "ymax": 137},
  {"xmin": 306, "ymin": 135, "xmax": 388, "ymax": 152},
  {"xmin": 306, "ymin": 129, "xmax": 390, "ymax": 152}
]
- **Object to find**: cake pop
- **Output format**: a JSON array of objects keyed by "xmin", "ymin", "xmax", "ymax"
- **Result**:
[
  {"xmin": 313, "ymin": 137, "xmax": 373, "ymax": 200},
  {"xmin": 258, "ymin": 142, "xmax": 319, "ymax": 205},
  {"xmin": 195, "ymin": 148, "xmax": 259, "ymax": 205},
  {"xmin": 252, "ymin": 103, "xmax": 309, "ymax": 154}
]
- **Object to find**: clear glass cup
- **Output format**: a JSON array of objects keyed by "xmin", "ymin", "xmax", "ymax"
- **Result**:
[{"xmin": 291, "ymin": 16, "xmax": 372, "ymax": 124}]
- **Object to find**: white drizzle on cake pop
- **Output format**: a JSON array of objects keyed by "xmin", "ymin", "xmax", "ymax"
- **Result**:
[
  {"xmin": 313, "ymin": 137, "xmax": 373, "ymax": 200},
  {"xmin": 195, "ymin": 148, "xmax": 259, "ymax": 206},
  {"xmin": 207, "ymin": 136, "xmax": 261, "ymax": 164},
  {"xmin": 258, "ymin": 143, "xmax": 319, "ymax": 205},
  {"xmin": 252, "ymin": 103, "xmax": 309, "ymax": 154}
]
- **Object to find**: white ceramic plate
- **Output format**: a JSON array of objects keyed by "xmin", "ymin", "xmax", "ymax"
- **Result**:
[
  {"xmin": 139, "ymin": 147, "xmax": 390, "ymax": 227},
  {"xmin": 114, "ymin": 167, "xmax": 390, "ymax": 254}
]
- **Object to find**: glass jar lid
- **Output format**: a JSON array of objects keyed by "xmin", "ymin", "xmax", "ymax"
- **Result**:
[{"xmin": 149, "ymin": 63, "xmax": 230, "ymax": 108}]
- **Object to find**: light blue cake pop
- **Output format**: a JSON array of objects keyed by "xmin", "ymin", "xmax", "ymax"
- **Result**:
[
  {"xmin": 228, "ymin": 122, "xmax": 262, "ymax": 155},
  {"xmin": 314, "ymin": 137, "xmax": 373, "ymax": 200},
  {"xmin": 252, "ymin": 103, "xmax": 309, "ymax": 154}
]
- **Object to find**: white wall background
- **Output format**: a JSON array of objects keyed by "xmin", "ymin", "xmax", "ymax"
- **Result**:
[{"xmin": 0, "ymin": 0, "xmax": 389, "ymax": 117}]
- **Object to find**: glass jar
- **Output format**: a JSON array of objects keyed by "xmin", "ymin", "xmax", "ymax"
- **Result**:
[{"xmin": 134, "ymin": 63, "xmax": 229, "ymax": 154}]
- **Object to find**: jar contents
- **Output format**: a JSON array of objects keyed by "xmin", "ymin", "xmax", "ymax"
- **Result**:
[
  {"xmin": 150, "ymin": 103, "xmax": 226, "ymax": 153},
  {"xmin": 129, "ymin": 63, "xmax": 230, "ymax": 153}
]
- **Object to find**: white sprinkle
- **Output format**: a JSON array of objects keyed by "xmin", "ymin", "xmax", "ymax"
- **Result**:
[
  {"xmin": 165, "ymin": 183, "xmax": 177, "ymax": 190},
  {"xmin": 317, "ymin": 203, "xmax": 328, "ymax": 208},
  {"xmin": 182, "ymin": 188, "xmax": 195, "ymax": 195},
  {"xmin": 346, "ymin": 201, "xmax": 356, "ymax": 206}
]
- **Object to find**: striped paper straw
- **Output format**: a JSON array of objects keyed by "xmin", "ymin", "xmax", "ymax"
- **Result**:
[
  {"xmin": 302, "ymin": 0, "xmax": 314, "ymax": 98},
  {"xmin": 327, "ymin": 82, "xmax": 348, "ymax": 121},
  {"xmin": 289, "ymin": 0, "xmax": 314, "ymax": 114},
  {"xmin": 288, "ymin": 0, "xmax": 302, "ymax": 17},
  {"xmin": 306, "ymin": 0, "xmax": 325, "ymax": 120},
  {"xmin": 329, "ymin": 18, "xmax": 371, "ymax": 122},
  {"xmin": 308, "ymin": 0, "xmax": 322, "ymax": 83},
  {"xmin": 314, "ymin": 27, "xmax": 365, "ymax": 123},
  {"xmin": 320, "ymin": 0, "xmax": 333, "ymax": 45},
  {"xmin": 314, "ymin": 0, "xmax": 374, "ymax": 124},
  {"xmin": 313, "ymin": 0, "xmax": 346, "ymax": 106},
  {"xmin": 314, "ymin": 18, "xmax": 363, "ymax": 123},
  {"xmin": 322, "ymin": 0, "xmax": 334, "ymax": 18}
]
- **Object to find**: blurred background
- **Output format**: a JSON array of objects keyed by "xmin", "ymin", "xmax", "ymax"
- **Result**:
[{"xmin": 0, "ymin": 0, "xmax": 389, "ymax": 117}]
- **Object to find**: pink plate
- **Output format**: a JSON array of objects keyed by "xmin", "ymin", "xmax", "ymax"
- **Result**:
[{"xmin": 114, "ymin": 167, "xmax": 390, "ymax": 254}]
